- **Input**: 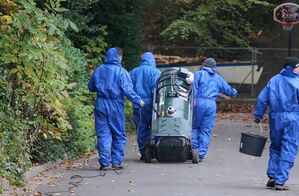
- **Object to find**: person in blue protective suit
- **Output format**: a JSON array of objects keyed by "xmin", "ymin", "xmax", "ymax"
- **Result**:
[
  {"xmin": 192, "ymin": 58, "xmax": 237, "ymax": 162},
  {"xmin": 130, "ymin": 52, "xmax": 160, "ymax": 160},
  {"xmin": 88, "ymin": 48, "xmax": 145, "ymax": 171},
  {"xmin": 254, "ymin": 56, "xmax": 299, "ymax": 191}
]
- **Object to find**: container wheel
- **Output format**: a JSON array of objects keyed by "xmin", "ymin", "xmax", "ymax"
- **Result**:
[
  {"xmin": 144, "ymin": 147, "xmax": 152, "ymax": 163},
  {"xmin": 192, "ymin": 149, "xmax": 199, "ymax": 164}
]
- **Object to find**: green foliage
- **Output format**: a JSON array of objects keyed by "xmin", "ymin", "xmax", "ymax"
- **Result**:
[
  {"xmin": 67, "ymin": 94, "xmax": 96, "ymax": 155},
  {"xmin": 0, "ymin": 0, "xmax": 74, "ymax": 144},
  {"xmin": 161, "ymin": 0, "xmax": 273, "ymax": 47},
  {"xmin": 63, "ymin": 0, "xmax": 107, "ymax": 66},
  {"xmin": 0, "ymin": 0, "xmax": 98, "ymax": 185},
  {"xmin": 92, "ymin": 0, "xmax": 145, "ymax": 69},
  {"xmin": 82, "ymin": 28, "xmax": 107, "ymax": 66},
  {"xmin": 125, "ymin": 99, "xmax": 135, "ymax": 132},
  {"xmin": 141, "ymin": 0, "xmax": 195, "ymax": 48},
  {"xmin": 0, "ymin": 106, "xmax": 31, "ymax": 186},
  {"xmin": 31, "ymin": 95, "xmax": 95, "ymax": 162}
]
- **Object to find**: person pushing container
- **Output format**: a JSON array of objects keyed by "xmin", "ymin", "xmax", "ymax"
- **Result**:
[
  {"xmin": 254, "ymin": 56, "xmax": 299, "ymax": 191},
  {"xmin": 192, "ymin": 58, "xmax": 237, "ymax": 162},
  {"xmin": 130, "ymin": 52, "xmax": 160, "ymax": 160},
  {"xmin": 88, "ymin": 48, "xmax": 144, "ymax": 171}
]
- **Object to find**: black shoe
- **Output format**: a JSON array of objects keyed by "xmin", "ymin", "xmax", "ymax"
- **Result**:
[
  {"xmin": 140, "ymin": 155, "xmax": 145, "ymax": 161},
  {"xmin": 275, "ymin": 184, "xmax": 289, "ymax": 191},
  {"xmin": 266, "ymin": 178, "xmax": 275, "ymax": 188},
  {"xmin": 100, "ymin": 165, "xmax": 110, "ymax": 171},
  {"xmin": 112, "ymin": 164, "xmax": 124, "ymax": 170}
]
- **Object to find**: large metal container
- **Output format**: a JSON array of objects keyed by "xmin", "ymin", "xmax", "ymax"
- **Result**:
[
  {"xmin": 144, "ymin": 67, "xmax": 198, "ymax": 163},
  {"xmin": 151, "ymin": 67, "xmax": 193, "ymax": 138}
]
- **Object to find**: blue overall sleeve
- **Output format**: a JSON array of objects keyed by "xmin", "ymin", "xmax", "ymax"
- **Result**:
[
  {"xmin": 254, "ymin": 82, "xmax": 270, "ymax": 120},
  {"xmin": 121, "ymin": 68, "xmax": 141, "ymax": 105},
  {"xmin": 220, "ymin": 78, "xmax": 237, "ymax": 97}
]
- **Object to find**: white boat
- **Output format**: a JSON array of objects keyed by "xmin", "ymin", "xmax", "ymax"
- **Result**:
[{"xmin": 157, "ymin": 61, "xmax": 263, "ymax": 85}]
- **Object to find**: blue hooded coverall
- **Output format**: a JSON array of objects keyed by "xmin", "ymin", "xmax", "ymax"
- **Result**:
[
  {"xmin": 254, "ymin": 66, "xmax": 299, "ymax": 185},
  {"xmin": 88, "ymin": 48, "xmax": 142, "ymax": 167},
  {"xmin": 192, "ymin": 66, "xmax": 237, "ymax": 159},
  {"xmin": 130, "ymin": 52, "xmax": 160, "ymax": 156}
]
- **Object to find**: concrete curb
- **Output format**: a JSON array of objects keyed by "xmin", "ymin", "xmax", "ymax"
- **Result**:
[
  {"xmin": 24, "ymin": 154, "xmax": 98, "ymax": 180},
  {"xmin": 0, "ymin": 178, "xmax": 10, "ymax": 190},
  {"xmin": 24, "ymin": 160, "xmax": 64, "ymax": 180},
  {"xmin": 1, "ymin": 153, "xmax": 98, "ymax": 194},
  {"xmin": 0, "ymin": 160, "xmax": 64, "ymax": 193}
]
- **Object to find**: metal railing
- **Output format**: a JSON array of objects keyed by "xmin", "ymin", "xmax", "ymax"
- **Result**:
[{"xmin": 149, "ymin": 46, "xmax": 299, "ymax": 98}]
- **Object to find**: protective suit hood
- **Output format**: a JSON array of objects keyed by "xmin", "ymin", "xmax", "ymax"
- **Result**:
[
  {"xmin": 104, "ymin": 48, "xmax": 121, "ymax": 66},
  {"xmin": 280, "ymin": 66, "xmax": 298, "ymax": 78},
  {"xmin": 140, "ymin": 52, "xmax": 156, "ymax": 67},
  {"xmin": 201, "ymin": 66, "xmax": 216, "ymax": 74}
]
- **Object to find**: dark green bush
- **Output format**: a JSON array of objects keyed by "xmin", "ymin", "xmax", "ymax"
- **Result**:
[
  {"xmin": 0, "ymin": 107, "xmax": 31, "ymax": 186},
  {"xmin": 0, "ymin": 0, "xmax": 103, "ymax": 186},
  {"xmin": 125, "ymin": 99, "xmax": 135, "ymax": 132}
]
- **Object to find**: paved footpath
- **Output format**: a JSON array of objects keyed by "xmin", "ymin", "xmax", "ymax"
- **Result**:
[{"xmin": 4, "ymin": 114, "xmax": 299, "ymax": 196}]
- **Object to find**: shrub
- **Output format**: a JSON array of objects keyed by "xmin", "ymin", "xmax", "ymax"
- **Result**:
[{"xmin": 0, "ymin": 0, "xmax": 103, "ymax": 186}]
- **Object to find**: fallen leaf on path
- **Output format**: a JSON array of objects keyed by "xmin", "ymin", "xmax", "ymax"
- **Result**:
[
  {"xmin": 23, "ymin": 188, "xmax": 30, "ymax": 192},
  {"xmin": 33, "ymin": 191, "xmax": 42, "ymax": 196},
  {"xmin": 66, "ymin": 161, "xmax": 75, "ymax": 171},
  {"xmin": 34, "ymin": 177, "xmax": 42, "ymax": 181}
]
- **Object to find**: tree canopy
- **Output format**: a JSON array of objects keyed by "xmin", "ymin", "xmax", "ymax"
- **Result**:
[{"xmin": 142, "ymin": 0, "xmax": 278, "ymax": 48}]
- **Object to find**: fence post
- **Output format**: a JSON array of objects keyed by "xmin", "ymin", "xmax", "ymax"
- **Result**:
[{"xmin": 251, "ymin": 47, "xmax": 257, "ymax": 98}]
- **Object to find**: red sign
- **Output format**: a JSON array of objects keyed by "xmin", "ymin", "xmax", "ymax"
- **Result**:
[{"xmin": 274, "ymin": 3, "xmax": 299, "ymax": 24}]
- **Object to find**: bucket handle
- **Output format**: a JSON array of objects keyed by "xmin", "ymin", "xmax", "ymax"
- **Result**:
[{"xmin": 259, "ymin": 124, "xmax": 263, "ymax": 135}]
